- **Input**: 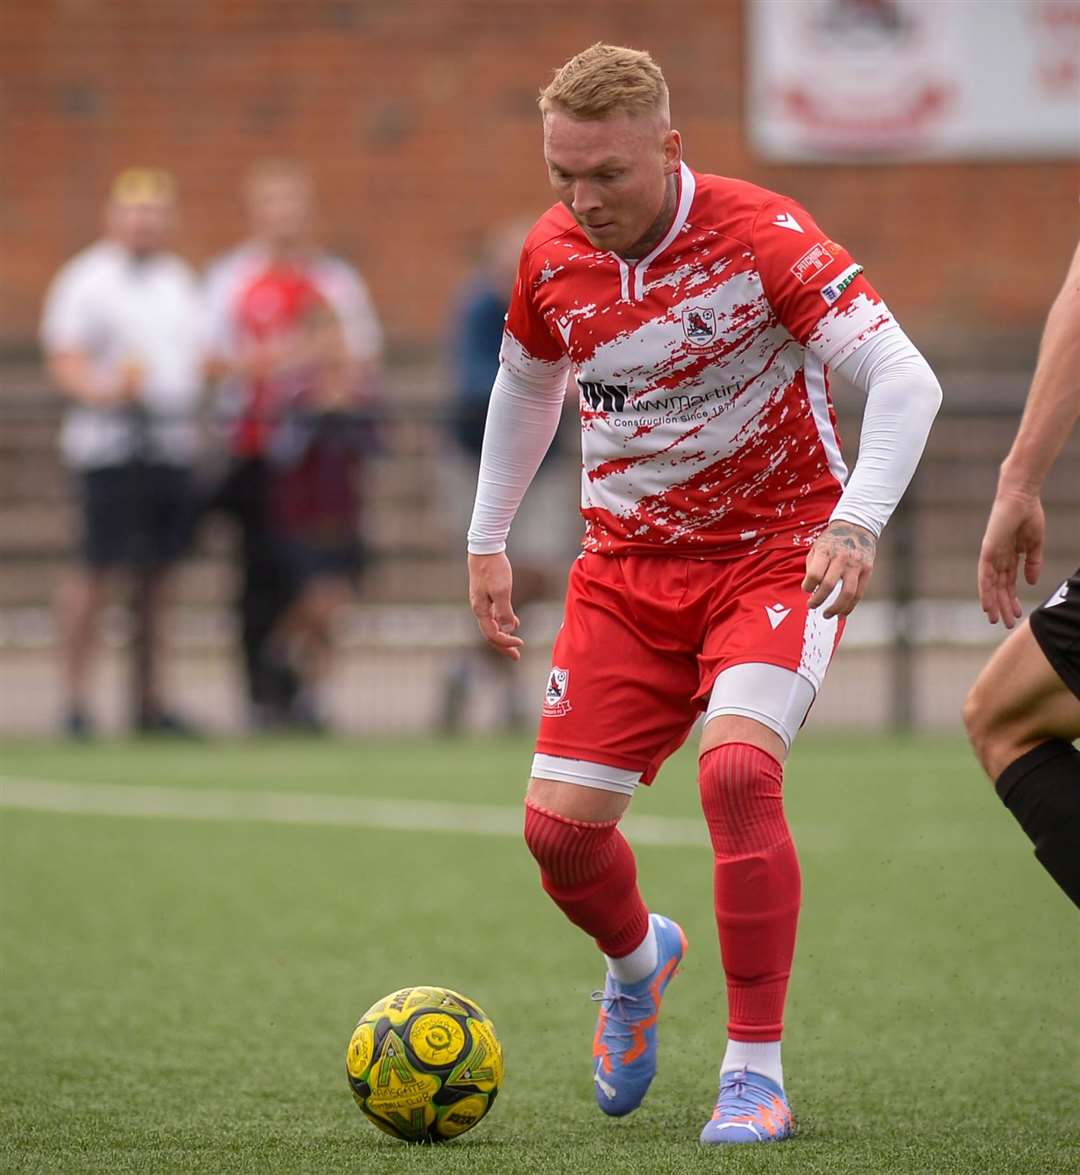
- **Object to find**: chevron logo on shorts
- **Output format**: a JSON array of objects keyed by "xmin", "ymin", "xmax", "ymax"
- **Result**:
[{"xmin": 764, "ymin": 602, "xmax": 791, "ymax": 630}]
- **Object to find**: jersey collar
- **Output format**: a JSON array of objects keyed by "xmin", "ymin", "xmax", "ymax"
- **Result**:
[{"xmin": 615, "ymin": 162, "xmax": 696, "ymax": 301}]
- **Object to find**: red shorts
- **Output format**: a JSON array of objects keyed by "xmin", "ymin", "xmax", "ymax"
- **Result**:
[{"xmin": 535, "ymin": 547, "xmax": 845, "ymax": 783}]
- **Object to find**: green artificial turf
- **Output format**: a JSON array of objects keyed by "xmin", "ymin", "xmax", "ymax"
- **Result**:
[{"xmin": 1, "ymin": 734, "xmax": 1076, "ymax": 1173}]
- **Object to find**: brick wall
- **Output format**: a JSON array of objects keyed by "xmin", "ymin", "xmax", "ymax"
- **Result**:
[{"xmin": 3, "ymin": 0, "xmax": 1077, "ymax": 366}]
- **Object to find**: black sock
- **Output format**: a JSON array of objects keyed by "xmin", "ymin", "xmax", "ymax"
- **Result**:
[{"xmin": 995, "ymin": 739, "xmax": 1080, "ymax": 909}]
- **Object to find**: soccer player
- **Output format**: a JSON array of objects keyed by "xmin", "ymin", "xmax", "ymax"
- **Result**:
[
  {"xmin": 963, "ymin": 240, "xmax": 1080, "ymax": 910},
  {"xmin": 467, "ymin": 44, "xmax": 943, "ymax": 1144}
]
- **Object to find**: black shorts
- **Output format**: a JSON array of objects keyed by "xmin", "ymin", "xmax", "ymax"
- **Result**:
[
  {"xmin": 78, "ymin": 463, "xmax": 197, "ymax": 568},
  {"xmin": 1030, "ymin": 568, "xmax": 1080, "ymax": 701},
  {"xmin": 274, "ymin": 536, "xmax": 369, "ymax": 591}
]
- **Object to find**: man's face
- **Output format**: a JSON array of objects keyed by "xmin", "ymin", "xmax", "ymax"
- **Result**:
[
  {"xmin": 247, "ymin": 175, "xmax": 314, "ymax": 246},
  {"xmin": 108, "ymin": 199, "xmax": 174, "ymax": 256},
  {"xmin": 543, "ymin": 108, "xmax": 680, "ymax": 257}
]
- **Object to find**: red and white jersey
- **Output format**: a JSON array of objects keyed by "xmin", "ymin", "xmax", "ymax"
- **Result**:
[{"xmin": 503, "ymin": 163, "xmax": 892, "ymax": 557}]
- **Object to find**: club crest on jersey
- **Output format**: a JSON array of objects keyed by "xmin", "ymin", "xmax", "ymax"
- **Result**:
[
  {"xmin": 543, "ymin": 667, "xmax": 572, "ymax": 716},
  {"xmin": 682, "ymin": 307, "xmax": 717, "ymax": 347}
]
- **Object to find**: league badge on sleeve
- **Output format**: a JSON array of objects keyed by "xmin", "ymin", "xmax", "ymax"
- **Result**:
[
  {"xmin": 821, "ymin": 263, "xmax": 864, "ymax": 306},
  {"xmin": 543, "ymin": 667, "xmax": 572, "ymax": 716},
  {"xmin": 790, "ymin": 242, "xmax": 837, "ymax": 285}
]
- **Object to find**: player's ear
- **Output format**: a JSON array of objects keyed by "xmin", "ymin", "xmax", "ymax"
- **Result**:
[{"xmin": 662, "ymin": 129, "xmax": 682, "ymax": 174}]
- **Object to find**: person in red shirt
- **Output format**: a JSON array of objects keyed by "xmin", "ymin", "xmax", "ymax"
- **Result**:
[
  {"xmin": 233, "ymin": 266, "xmax": 376, "ymax": 730},
  {"xmin": 204, "ymin": 161, "xmax": 381, "ymax": 729},
  {"xmin": 467, "ymin": 44, "xmax": 942, "ymax": 1144}
]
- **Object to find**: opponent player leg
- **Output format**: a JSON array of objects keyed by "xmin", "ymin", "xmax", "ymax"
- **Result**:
[
  {"xmin": 697, "ymin": 664, "xmax": 818, "ymax": 1145},
  {"xmin": 524, "ymin": 768, "xmax": 687, "ymax": 1117},
  {"xmin": 963, "ymin": 618, "xmax": 1080, "ymax": 908}
]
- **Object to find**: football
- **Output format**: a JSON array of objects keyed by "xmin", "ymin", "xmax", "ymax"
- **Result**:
[{"xmin": 345, "ymin": 985, "xmax": 503, "ymax": 1143}]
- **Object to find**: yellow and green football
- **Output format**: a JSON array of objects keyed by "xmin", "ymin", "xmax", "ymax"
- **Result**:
[{"xmin": 345, "ymin": 986, "xmax": 503, "ymax": 1143}]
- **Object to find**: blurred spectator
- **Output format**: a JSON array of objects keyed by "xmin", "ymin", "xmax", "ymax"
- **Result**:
[
  {"xmin": 440, "ymin": 220, "xmax": 579, "ymax": 732},
  {"xmin": 241, "ymin": 270, "xmax": 378, "ymax": 729},
  {"xmin": 204, "ymin": 160, "xmax": 382, "ymax": 730},
  {"xmin": 40, "ymin": 168, "xmax": 205, "ymax": 738}
]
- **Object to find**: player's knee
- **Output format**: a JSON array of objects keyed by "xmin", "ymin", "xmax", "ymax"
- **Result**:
[
  {"xmin": 963, "ymin": 676, "xmax": 1013, "ymax": 779},
  {"xmin": 962, "ymin": 679, "xmax": 990, "ymax": 754},
  {"xmin": 699, "ymin": 742, "xmax": 785, "ymax": 856},
  {"xmin": 522, "ymin": 797, "xmax": 619, "ymax": 886}
]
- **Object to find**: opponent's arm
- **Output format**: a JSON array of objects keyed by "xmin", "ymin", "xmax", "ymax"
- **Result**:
[
  {"xmin": 467, "ymin": 356, "xmax": 569, "ymax": 659},
  {"xmin": 803, "ymin": 326, "xmax": 942, "ymax": 618},
  {"xmin": 979, "ymin": 240, "xmax": 1080, "ymax": 626}
]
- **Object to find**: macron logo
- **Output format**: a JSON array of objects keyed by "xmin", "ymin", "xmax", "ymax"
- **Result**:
[
  {"xmin": 1045, "ymin": 581, "xmax": 1069, "ymax": 609},
  {"xmin": 555, "ymin": 316, "xmax": 574, "ymax": 347},
  {"xmin": 765, "ymin": 603, "xmax": 791, "ymax": 630},
  {"xmin": 773, "ymin": 212, "xmax": 804, "ymax": 233}
]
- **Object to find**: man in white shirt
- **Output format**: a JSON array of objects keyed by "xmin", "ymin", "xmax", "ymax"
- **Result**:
[
  {"xmin": 203, "ymin": 160, "xmax": 382, "ymax": 729},
  {"xmin": 40, "ymin": 168, "xmax": 206, "ymax": 736}
]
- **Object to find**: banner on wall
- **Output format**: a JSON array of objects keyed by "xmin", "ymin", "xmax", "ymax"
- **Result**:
[{"xmin": 747, "ymin": 0, "xmax": 1080, "ymax": 160}]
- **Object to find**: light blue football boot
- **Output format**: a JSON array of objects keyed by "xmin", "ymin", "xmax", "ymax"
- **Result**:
[
  {"xmin": 591, "ymin": 913, "xmax": 687, "ymax": 1117},
  {"xmin": 699, "ymin": 1066, "xmax": 794, "ymax": 1144}
]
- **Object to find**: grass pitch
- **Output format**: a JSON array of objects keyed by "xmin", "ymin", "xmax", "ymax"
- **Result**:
[{"xmin": 1, "ymin": 733, "xmax": 1077, "ymax": 1174}]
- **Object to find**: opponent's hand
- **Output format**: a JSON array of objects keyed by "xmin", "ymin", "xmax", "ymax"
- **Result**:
[
  {"xmin": 977, "ymin": 490, "xmax": 1045, "ymax": 628},
  {"xmin": 802, "ymin": 520, "xmax": 877, "ymax": 619},
  {"xmin": 468, "ymin": 552, "xmax": 524, "ymax": 661}
]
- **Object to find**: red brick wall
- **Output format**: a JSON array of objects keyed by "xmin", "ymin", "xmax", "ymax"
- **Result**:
[{"xmin": 3, "ymin": 0, "xmax": 1077, "ymax": 364}]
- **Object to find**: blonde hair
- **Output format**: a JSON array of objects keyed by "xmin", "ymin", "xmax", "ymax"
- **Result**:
[
  {"xmin": 110, "ymin": 167, "xmax": 176, "ymax": 206},
  {"xmin": 539, "ymin": 43, "xmax": 670, "ymax": 122}
]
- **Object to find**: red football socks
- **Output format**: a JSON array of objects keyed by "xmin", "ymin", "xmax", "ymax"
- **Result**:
[
  {"xmin": 699, "ymin": 742, "xmax": 801, "ymax": 1041},
  {"xmin": 523, "ymin": 798, "xmax": 649, "ymax": 958}
]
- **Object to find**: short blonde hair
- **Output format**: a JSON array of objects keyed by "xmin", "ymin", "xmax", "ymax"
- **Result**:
[
  {"xmin": 539, "ymin": 43, "xmax": 669, "ymax": 122},
  {"xmin": 110, "ymin": 167, "xmax": 176, "ymax": 206}
]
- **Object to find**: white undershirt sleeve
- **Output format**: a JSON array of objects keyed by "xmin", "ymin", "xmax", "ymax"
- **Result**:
[
  {"xmin": 466, "ymin": 355, "xmax": 570, "ymax": 554},
  {"xmin": 824, "ymin": 324, "xmax": 942, "ymax": 537}
]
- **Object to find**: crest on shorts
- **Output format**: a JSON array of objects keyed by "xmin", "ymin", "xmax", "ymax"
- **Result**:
[
  {"xmin": 543, "ymin": 667, "xmax": 572, "ymax": 716},
  {"xmin": 682, "ymin": 307, "xmax": 717, "ymax": 347}
]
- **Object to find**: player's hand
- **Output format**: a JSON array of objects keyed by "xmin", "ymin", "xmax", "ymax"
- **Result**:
[
  {"xmin": 468, "ymin": 552, "xmax": 524, "ymax": 661},
  {"xmin": 802, "ymin": 520, "xmax": 877, "ymax": 619},
  {"xmin": 977, "ymin": 489, "xmax": 1045, "ymax": 628}
]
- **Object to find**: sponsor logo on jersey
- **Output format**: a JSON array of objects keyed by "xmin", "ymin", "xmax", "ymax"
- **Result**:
[
  {"xmin": 765, "ymin": 602, "xmax": 792, "ymax": 630},
  {"xmin": 682, "ymin": 306, "xmax": 718, "ymax": 346},
  {"xmin": 773, "ymin": 211, "xmax": 804, "ymax": 233},
  {"xmin": 543, "ymin": 667, "xmax": 572, "ymax": 716},
  {"xmin": 579, "ymin": 381, "xmax": 629, "ymax": 413},
  {"xmin": 790, "ymin": 241, "xmax": 837, "ymax": 285},
  {"xmin": 821, "ymin": 263, "xmax": 864, "ymax": 306},
  {"xmin": 1044, "ymin": 580, "xmax": 1070, "ymax": 609},
  {"xmin": 577, "ymin": 379, "xmax": 741, "ymax": 422}
]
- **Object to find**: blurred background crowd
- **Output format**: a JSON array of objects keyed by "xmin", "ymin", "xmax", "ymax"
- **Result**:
[{"xmin": 1, "ymin": 0, "xmax": 1077, "ymax": 738}]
